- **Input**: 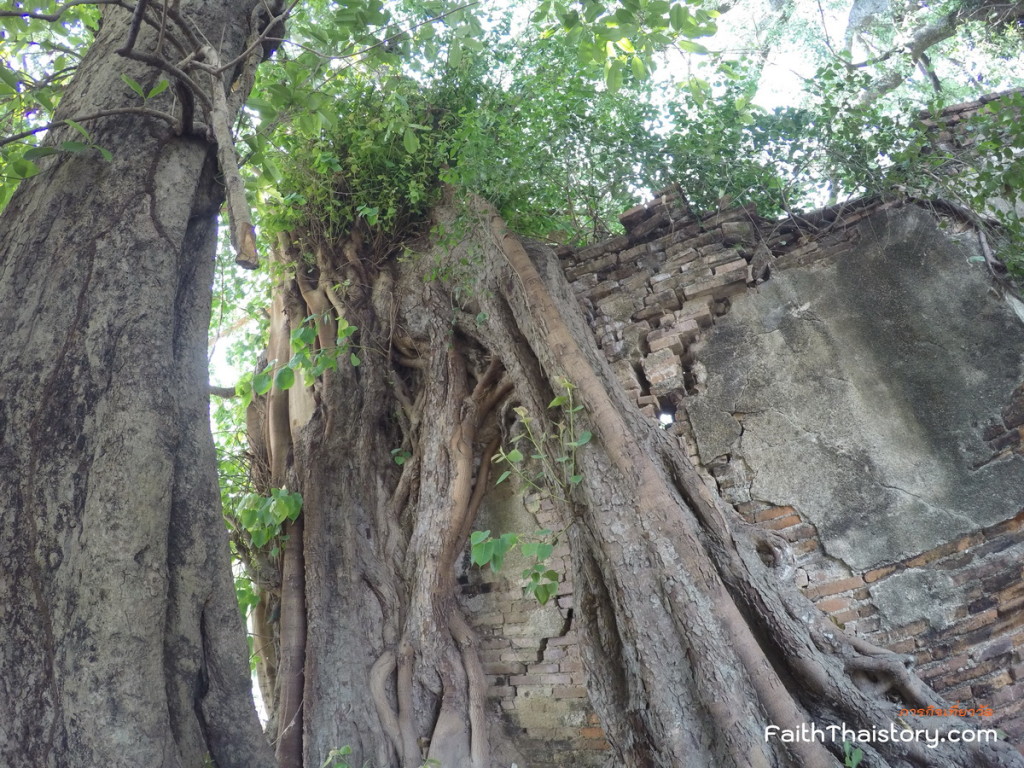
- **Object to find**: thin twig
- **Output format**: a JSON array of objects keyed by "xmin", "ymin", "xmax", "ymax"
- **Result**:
[
  {"xmin": 202, "ymin": 44, "xmax": 260, "ymax": 268},
  {"xmin": 0, "ymin": 107, "xmax": 177, "ymax": 148},
  {"xmin": 117, "ymin": 47, "xmax": 212, "ymax": 110},
  {"xmin": 0, "ymin": 0, "xmax": 120, "ymax": 21},
  {"xmin": 211, "ymin": 0, "xmax": 300, "ymax": 76},
  {"xmin": 115, "ymin": 0, "xmax": 151, "ymax": 56}
]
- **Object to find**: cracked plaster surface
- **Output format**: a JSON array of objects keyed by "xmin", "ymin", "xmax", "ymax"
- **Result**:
[{"xmin": 686, "ymin": 207, "xmax": 1024, "ymax": 572}]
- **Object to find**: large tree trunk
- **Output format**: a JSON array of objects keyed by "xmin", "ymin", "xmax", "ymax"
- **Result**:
[
  {"xmin": 251, "ymin": 191, "xmax": 1024, "ymax": 767},
  {"xmin": 0, "ymin": 3, "xmax": 276, "ymax": 766}
]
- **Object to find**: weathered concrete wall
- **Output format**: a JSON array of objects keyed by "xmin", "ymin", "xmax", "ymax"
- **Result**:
[{"xmin": 688, "ymin": 205, "xmax": 1024, "ymax": 571}]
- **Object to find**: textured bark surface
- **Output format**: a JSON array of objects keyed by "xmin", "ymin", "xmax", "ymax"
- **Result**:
[
  {"xmin": 0, "ymin": 4, "xmax": 275, "ymax": 766},
  {"xmin": 249, "ymin": 192, "xmax": 1024, "ymax": 767}
]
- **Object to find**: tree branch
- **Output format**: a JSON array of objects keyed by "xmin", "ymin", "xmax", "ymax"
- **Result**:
[
  {"xmin": 0, "ymin": 0, "xmax": 121, "ymax": 21},
  {"xmin": 115, "ymin": 0, "xmax": 151, "ymax": 56},
  {"xmin": 202, "ymin": 45, "xmax": 259, "ymax": 268},
  {"xmin": 0, "ymin": 108, "xmax": 177, "ymax": 148},
  {"xmin": 858, "ymin": 0, "xmax": 1024, "ymax": 105},
  {"xmin": 209, "ymin": 384, "xmax": 237, "ymax": 398}
]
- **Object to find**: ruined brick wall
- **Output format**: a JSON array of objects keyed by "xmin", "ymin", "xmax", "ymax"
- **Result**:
[
  {"xmin": 458, "ymin": 486, "xmax": 608, "ymax": 767},
  {"xmin": 458, "ymin": 186, "xmax": 1024, "ymax": 765},
  {"xmin": 562, "ymin": 189, "xmax": 1024, "ymax": 746}
]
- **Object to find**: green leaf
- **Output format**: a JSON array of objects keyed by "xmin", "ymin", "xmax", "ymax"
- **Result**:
[
  {"xmin": 470, "ymin": 530, "xmax": 490, "ymax": 545},
  {"xmin": 471, "ymin": 539, "xmax": 494, "ymax": 567},
  {"xmin": 677, "ymin": 39, "xmax": 708, "ymax": 54},
  {"xmin": 604, "ymin": 59, "xmax": 624, "ymax": 93},
  {"xmin": 548, "ymin": 395, "xmax": 568, "ymax": 408},
  {"xmin": 273, "ymin": 490, "xmax": 303, "ymax": 521},
  {"xmin": 631, "ymin": 56, "xmax": 648, "ymax": 80},
  {"xmin": 496, "ymin": 470, "xmax": 512, "ymax": 484},
  {"xmin": 97, "ymin": 146, "xmax": 113, "ymax": 162},
  {"xmin": 0, "ymin": 67, "xmax": 20, "ymax": 92},
  {"xmin": 350, "ymin": 352, "xmax": 361, "ymax": 367},
  {"xmin": 506, "ymin": 448, "xmax": 524, "ymax": 463},
  {"xmin": 669, "ymin": 3, "xmax": 688, "ymax": 30},
  {"xmin": 253, "ymin": 371, "xmax": 273, "ymax": 395},
  {"xmin": 146, "ymin": 79, "xmax": 170, "ymax": 99},
  {"xmin": 402, "ymin": 127, "xmax": 420, "ymax": 154},
  {"xmin": 239, "ymin": 383, "xmax": 255, "ymax": 409},
  {"xmin": 10, "ymin": 158, "xmax": 39, "ymax": 179},
  {"xmin": 291, "ymin": 325, "xmax": 317, "ymax": 349},
  {"xmin": 573, "ymin": 430, "xmax": 592, "ymax": 447},
  {"xmin": 534, "ymin": 581, "xmax": 557, "ymax": 605},
  {"xmin": 64, "ymin": 119, "xmax": 90, "ymax": 139},
  {"xmin": 59, "ymin": 141, "xmax": 89, "ymax": 153},
  {"xmin": 121, "ymin": 73, "xmax": 146, "ymax": 98},
  {"xmin": 23, "ymin": 147, "xmax": 57, "ymax": 161},
  {"xmin": 262, "ymin": 157, "xmax": 283, "ymax": 184},
  {"xmin": 250, "ymin": 526, "xmax": 272, "ymax": 548},
  {"xmin": 239, "ymin": 501, "xmax": 258, "ymax": 530},
  {"xmin": 275, "ymin": 366, "xmax": 295, "ymax": 390}
]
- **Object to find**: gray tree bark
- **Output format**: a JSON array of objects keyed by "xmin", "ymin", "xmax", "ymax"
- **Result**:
[{"xmin": 0, "ymin": 3, "xmax": 277, "ymax": 766}]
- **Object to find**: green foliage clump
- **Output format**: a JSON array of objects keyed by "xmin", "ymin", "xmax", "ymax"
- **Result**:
[
  {"xmin": 471, "ymin": 528, "xmax": 561, "ymax": 605},
  {"xmin": 239, "ymin": 14, "xmax": 677, "ymax": 250},
  {"xmin": 470, "ymin": 379, "xmax": 589, "ymax": 605},
  {"xmin": 237, "ymin": 313, "xmax": 359, "ymax": 408}
]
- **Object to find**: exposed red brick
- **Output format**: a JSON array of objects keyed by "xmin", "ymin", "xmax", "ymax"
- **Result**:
[
  {"xmin": 763, "ymin": 514, "xmax": 802, "ymax": 531},
  {"xmin": 619, "ymin": 204, "xmax": 650, "ymax": 229},
  {"xmin": 864, "ymin": 565, "xmax": 897, "ymax": 583},
  {"xmin": 792, "ymin": 539, "xmax": 820, "ymax": 555},
  {"xmin": 804, "ymin": 575, "xmax": 865, "ymax": 600},
  {"xmin": 929, "ymin": 657, "xmax": 1004, "ymax": 688},
  {"xmin": 754, "ymin": 505, "xmax": 795, "ymax": 522},
  {"xmin": 830, "ymin": 609, "xmax": 861, "ymax": 626},
  {"xmin": 906, "ymin": 541, "xmax": 956, "ymax": 568},
  {"xmin": 985, "ymin": 510, "xmax": 1024, "ymax": 537},
  {"xmin": 949, "ymin": 608, "xmax": 998, "ymax": 636},
  {"xmin": 972, "ymin": 671, "xmax": 1014, "ymax": 698},
  {"xmin": 815, "ymin": 597, "xmax": 850, "ymax": 614},
  {"xmin": 779, "ymin": 523, "xmax": 818, "ymax": 543}
]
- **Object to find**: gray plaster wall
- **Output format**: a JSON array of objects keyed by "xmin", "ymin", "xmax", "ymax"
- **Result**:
[{"xmin": 687, "ymin": 206, "xmax": 1024, "ymax": 571}]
